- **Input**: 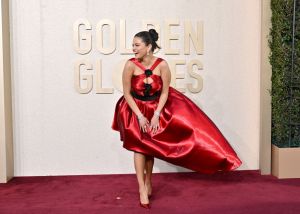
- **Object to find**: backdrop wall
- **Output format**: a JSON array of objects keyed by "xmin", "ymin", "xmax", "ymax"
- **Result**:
[{"xmin": 10, "ymin": 0, "xmax": 261, "ymax": 176}]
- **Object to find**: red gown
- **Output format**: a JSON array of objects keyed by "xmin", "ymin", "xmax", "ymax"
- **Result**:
[{"xmin": 112, "ymin": 57, "xmax": 242, "ymax": 174}]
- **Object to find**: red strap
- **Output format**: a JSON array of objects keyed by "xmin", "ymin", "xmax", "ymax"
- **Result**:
[
  {"xmin": 150, "ymin": 58, "xmax": 163, "ymax": 70},
  {"xmin": 130, "ymin": 58, "xmax": 163, "ymax": 71},
  {"xmin": 129, "ymin": 58, "xmax": 145, "ymax": 71}
]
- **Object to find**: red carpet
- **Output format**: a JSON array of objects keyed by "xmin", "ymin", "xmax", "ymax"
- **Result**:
[{"xmin": 0, "ymin": 170, "xmax": 300, "ymax": 214}]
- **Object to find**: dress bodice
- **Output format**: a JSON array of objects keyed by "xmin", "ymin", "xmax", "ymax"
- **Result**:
[
  {"xmin": 131, "ymin": 74, "xmax": 162, "ymax": 96},
  {"xmin": 130, "ymin": 58, "xmax": 163, "ymax": 97}
]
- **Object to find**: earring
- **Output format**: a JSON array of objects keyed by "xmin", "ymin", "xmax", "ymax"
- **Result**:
[{"xmin": 147, "ymin": 50, "xmax": 150, "ymax": 56}]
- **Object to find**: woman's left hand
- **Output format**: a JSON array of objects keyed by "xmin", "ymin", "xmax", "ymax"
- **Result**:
[{"xmin": 150, "ymin": 115, "xmax": 160, "ymax": 134}]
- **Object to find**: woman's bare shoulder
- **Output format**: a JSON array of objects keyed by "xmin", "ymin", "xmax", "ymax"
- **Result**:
[
  {"xmin": 124, "ymin": 59, "xmax": 135, "ymax": 68},
  {"xmin": 159, "ymin": 59, "xmax": 169, "ymax": 69},
  {"xmin": 123, "ymin": 59, "xmax": 136, "ymax": 73}
]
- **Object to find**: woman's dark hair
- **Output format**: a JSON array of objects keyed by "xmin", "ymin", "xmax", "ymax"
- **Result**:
[{"xmin": 134, "ymin": 29, "xmax": 161, "ymax": 52}]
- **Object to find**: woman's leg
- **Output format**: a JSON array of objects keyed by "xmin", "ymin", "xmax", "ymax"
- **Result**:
[
  {"xmin": 145, "ymin": 156, "xmax": 154, "ymax": 196},
  {"xmin": 134, "ymin": 152, "xmax": 149, "ymax": 204}
]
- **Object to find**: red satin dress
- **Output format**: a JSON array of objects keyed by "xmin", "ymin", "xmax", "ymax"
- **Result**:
[{"xmin": 112, "ymin": 57, "xmax": 242, "ymax": 174}]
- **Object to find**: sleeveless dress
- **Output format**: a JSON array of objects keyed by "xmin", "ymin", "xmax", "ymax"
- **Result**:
[{"xmin": 112, "ymin": 57, "xmax": 242, "ymax": 174}]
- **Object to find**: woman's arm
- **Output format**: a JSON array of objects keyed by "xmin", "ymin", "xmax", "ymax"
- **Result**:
[
  {"xmin": 150, "ymin": 60, "xmax": 171, "ymax": 133},
  {"xmin": 122, "ymin": 60, "xmax": 149, "ymax": 132},
  {"xmin": 155, "ymin": 60, "xmax": 171, "ymax": 113}
]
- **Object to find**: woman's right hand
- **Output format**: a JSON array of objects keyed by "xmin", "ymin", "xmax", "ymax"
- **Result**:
[{"xmin": 138, "ymin": 115, "xmax": 149, "ymax": 133}]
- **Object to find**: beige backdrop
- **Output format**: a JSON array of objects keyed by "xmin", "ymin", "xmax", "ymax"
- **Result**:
[{"xmin": 10, "ymin": 0, "xmax": 261, "ymax": 176}]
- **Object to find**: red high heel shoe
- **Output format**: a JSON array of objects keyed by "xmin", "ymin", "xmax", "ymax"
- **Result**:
[
  {"xmin": 140, "ymin": 202, "xmax": 150, "ymax": 209},
  {"xmin": 139, "ymin": 191, "xmax": 150, "ymax": 209}
]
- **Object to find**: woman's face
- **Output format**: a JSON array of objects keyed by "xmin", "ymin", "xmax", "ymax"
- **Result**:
[{"xmin": 132, "ymin": 37, "xmax": 150, "ymax": 60}]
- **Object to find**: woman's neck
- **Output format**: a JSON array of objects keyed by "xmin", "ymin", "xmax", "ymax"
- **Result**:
[{"xmin": 139, "ymin": 55, "xmax": 155, "ymax": 68}]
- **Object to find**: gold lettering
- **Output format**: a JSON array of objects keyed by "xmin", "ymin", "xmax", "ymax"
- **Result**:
[
  {"xmin": 187, "ymin": 59, "xmax": 203, "ymax": 93},
  {"xmin": 73, "ymin": 19, "xmax": 92, "ymax": 55},
  {"xmin": 184, "ymin": 21, "xmax": 204, "ymax": 55},
  {"xmin": 74, "ymin": 59, "xmax": 93, "ymax": 94},
  {"xmin": 119, "ymin": 19, "xmax": 132, "ymax": 54},
  {"xmin": 95, "ymin": 59, "xmax": 114, "ymax": 94},
  {"xmin": 164, "ymin": 19, "xmax": 180, "ymax": 55},
  {"xmin": 96, "ymin": 19, "xmax": 116, "ymax": 54},
  {"xmin": 169, "ymin": 59, "xmax": 186, "ymax": 93}
]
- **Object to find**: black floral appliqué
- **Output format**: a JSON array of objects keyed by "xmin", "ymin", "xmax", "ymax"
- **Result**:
[
  {"xmin": 145, "ymin": 69, "xmax": 153, "ymax": 77},
  {"xmin": 144, "ymin": 83, "xmax": 152, "ymax": 96}
]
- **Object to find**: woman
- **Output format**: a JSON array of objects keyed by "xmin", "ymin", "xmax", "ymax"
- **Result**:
[{"xmin": 112, "ymin": 29, "xmax": 242, "ymax": 209}]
